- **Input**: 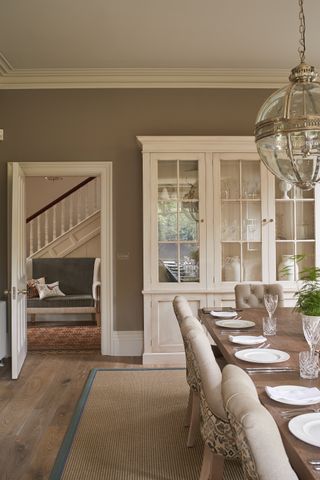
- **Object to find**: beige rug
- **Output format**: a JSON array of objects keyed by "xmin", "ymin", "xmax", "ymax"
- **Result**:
[{"xmin": 50, "ymin": 369, "xmax": 242, "ymax": 480}]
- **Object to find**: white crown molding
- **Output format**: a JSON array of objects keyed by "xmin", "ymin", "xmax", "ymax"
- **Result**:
[{"xmin": 0, "ymin": 64, "xmax": 288, "ymax": 89}]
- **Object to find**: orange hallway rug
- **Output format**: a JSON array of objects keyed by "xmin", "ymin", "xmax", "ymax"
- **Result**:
[{"xmin": 27, "ymin": 325, "xmax": 101, "ymax": 350}]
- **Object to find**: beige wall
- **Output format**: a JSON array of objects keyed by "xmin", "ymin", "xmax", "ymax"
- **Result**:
[{"xmin": 0, "ymin": 88, "xmax": 275, "ymax": 330}]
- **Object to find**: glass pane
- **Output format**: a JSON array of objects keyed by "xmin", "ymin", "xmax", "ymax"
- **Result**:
[
  {"xmin": 179, "ymin": 160, "xmax": 198, "ymax": 200},
  {"xmin": 275, "ymin": 202, "xmax": 294, "ymax": 240},
  {"xmin": 243, "ymin": 243, "xmax": 262, "ymax": 281},
  {"xmin": 179, "ymin": 201, "xmax": 199, "ymax": 241},
  {"xmin": 221, "ymin": 160, "xmax": 240, "ymax": 199},
  {"xmin": 242, "ymin": 161, "xmax": 261, "ymax": 199},
  {"xmin": 180, "ymin": 243, "xmax": 199, "ymax": 282},
  {"xmin": 222, "ymin": 244, "xmax": 241, "ymax": 281},
  {"xmin": 242, "ymin": 201, "xmax": 261, "ymax": 242},
  {"xmin": 293, "ymin": 185, "xmax": 314, "ymax": 199},
  {"xmin": 296, "ymin": 201, "xmax": 315, "ymax": 240},
  {"xmin": 159, "ymin": 244, "xmax": 178, "ymax": 282},
  {"xmin": 297, "ymin": 242, "xmax": 315, "ymax": 277},
  {"xmin": 158, "ymin": 160, "xmax": 177, "ymax": 200},
  {"xmin": 221, "ymin": 202, "xmax": 240, "ymax": 241},
  {"xmin": 158, "ymin": 212, "xmax": 177, "ymax": 241}
]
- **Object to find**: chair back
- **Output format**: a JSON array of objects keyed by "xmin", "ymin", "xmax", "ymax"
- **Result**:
[
  {"xmin": 186, "ymin": 326, "xmax": 239, "ymax": 458},
  {"xmin": 234, "ymin": 283, "xmax": 284, "ymax": 309},
  {"xmin": 173, "ymin": 295, "xmax": 193, "ymax": 325},
  {"xmin": 221, "ymin": 364, "xmax": 298, "ymax": 480}
]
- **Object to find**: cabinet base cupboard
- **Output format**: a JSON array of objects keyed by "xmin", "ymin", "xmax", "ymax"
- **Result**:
[{"xmin": 138, "ymin": 136, "xmax": 319, "ymax": 365}]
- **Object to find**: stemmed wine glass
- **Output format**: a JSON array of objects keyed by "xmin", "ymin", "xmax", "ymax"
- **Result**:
[
  {"xmin": 302, "ymin": 316, "xmax": 320, "ymax": 357},
  {"xmin": 264, "ymin": 294, "xmax": 278, "ymax": 319}
]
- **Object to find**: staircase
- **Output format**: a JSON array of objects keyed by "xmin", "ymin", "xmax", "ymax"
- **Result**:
[{"xmin": 27, "ymin": 176, "xmax": 101, "ymax": 258}]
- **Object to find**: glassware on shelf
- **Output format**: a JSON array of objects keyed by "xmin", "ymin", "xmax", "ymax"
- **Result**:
[
  {"xmin": 264, "ymin": 294, "xmax": 278, "ymax": 320},
  {"xmin": 278, "ymin": 180, "xmax": 292, "ymax": 199}
]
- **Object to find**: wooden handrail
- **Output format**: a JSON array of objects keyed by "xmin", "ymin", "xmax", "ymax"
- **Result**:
[{"xmin": 26, "ymin": 177, "xmax": 95, "ymax": 223}]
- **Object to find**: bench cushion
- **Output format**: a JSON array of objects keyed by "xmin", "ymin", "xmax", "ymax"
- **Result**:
[{"xmin": 27, "ymin": 294, "xmax": 95, "ymax": 309}]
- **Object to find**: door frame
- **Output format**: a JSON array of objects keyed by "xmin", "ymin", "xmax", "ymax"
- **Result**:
[{"xmin": 18, "ymin": 161, "xmax": 113, "ymax": 355}]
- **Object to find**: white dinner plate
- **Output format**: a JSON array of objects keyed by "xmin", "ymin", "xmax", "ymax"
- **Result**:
[
  {"xmin": 210, "ymin": 311, "xmax": 238, "ymax": 319},
  {"xmin": 234, "ymin": 348, "xmax": 290, "ymax": 363},
  {"xmin": 215, "ymin": 319, "xmax": 255, "ymax": 329},
  {"xmin": 265, "ymin": 385, "xmax": 320, "ymax": 406},
  {"xmin": 289, "ymin": 413, "xmax": 320, "ymax": 447},
  {"xmin": 229, "ymin": 335, "xmax": 266, "ymax": 345}
]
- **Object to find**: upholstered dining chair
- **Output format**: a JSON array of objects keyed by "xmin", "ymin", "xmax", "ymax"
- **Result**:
[
  {"xmin": 234, "ymin": 283, "xmax": 284, "ymax": 309},
  {"xmin": 221, "ymin": 364, "xmax": 298, "ymax": 480},
  {"xmin": 179, "ymin": 315, "xmax": 204, "ymax": 448},
  {"xmin": 186, "ymin": 324, "xmax": 243, "ymax": 480}
]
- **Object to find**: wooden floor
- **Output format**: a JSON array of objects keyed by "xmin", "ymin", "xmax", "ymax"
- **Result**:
[{"xmin": 0, "ymin": 351, "xmax": 144, "ymax": 480}]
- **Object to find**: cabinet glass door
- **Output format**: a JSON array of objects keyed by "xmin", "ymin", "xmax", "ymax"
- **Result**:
[
  {"xmin": 220, "ymin": 159, "xmax": 262, "ymax": 282},
  {"xmin": 275, "ymin": 180, "xmax": 315, "ymax": 280},
  {"xmin": 158, "ymin": 159, "xmax": 200, "ymax": 283}
]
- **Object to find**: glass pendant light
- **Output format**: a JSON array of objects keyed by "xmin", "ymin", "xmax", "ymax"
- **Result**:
[{"xmin": 255, "ymin": 0, "xmax": 320, "ymax": 190}]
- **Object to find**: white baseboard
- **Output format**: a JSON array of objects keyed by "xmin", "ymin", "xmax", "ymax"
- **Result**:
[
  {"xmin": 143, "ymin": 352, "xmax": 186, "ymax": 366},
  {"xmin": 112, "ymin": 330, "xmax": 144, "ymax": 356}
]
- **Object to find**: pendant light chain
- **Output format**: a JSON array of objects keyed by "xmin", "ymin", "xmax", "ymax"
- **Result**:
[{"xmin": 298, "ymin": 0, "xmax": 306, "ymax": 63}]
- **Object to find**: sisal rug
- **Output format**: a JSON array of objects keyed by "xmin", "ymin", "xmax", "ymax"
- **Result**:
[
  {"xmin": 27, "ymin": 325, "xmax": 100, "ymax": 350},
  {"xmin": 50, "ymin": 368, "xmax": 242, "ymax": 480}
]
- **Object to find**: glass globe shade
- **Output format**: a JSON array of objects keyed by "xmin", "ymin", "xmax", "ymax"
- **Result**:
[{"xmin": 255, "ymin": 64, "xmax": 320, "ymax": 190}]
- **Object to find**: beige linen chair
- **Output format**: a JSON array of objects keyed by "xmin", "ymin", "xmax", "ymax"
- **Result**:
[
  {"xmin": 186, "ymin": 325, "xmax": 243, "ymax": 480},
  {"xmin": 179, "ymin": 315, "xmax": 204, "ymax": 447},
  {"xmin": 221, "ymin": 364, "xmax": 298, "ymax": 480},
  {"xmin": 234, "ymin": 283, "xmax": 284, "ymax": 309}
]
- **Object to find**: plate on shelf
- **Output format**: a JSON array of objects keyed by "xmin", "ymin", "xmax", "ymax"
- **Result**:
[
  {"xmin": 234, "ymin": 348, "xmax": 290, "ymax": 363},
  {"xmin": 210, "ymin": 311, "xmax": 238, "ymax": 319},
  {"xmin": 289, "ymin": 413, "xmax": 320, "ymax": 447},
  {"xmin": 265, "ymin": 385, "xmax": 320, "ymax": 406},
  {"xmin": 215, "ymin": 320, "xmax": 255, "ymax": 329},
  {"xmin": 229, "ymin": 335, "xmax": 266, "ymax": 345}
]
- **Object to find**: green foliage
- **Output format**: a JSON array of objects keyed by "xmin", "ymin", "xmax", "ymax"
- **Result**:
[{"xmin": 294, "ymin": 258, "xmax": 320, "ymax": 316}]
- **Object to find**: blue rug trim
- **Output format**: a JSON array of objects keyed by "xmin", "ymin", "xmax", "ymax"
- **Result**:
[{"xmin": 49, "ymin": 367, "xmax": 185, "ymax": 480}]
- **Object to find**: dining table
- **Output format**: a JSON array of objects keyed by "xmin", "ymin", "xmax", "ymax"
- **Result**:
[{"xmin": 199, "ymin": 307, "xmax": 320, "ymax": 480}]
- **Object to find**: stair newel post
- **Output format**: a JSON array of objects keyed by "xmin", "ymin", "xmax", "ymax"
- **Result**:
[
  {"xmin": 53, "ymin": 205, "xmax": 57, "ymax": 240},
  {"xmin": 37, "ymin": 215, "xmax": 41, "ymax": 252},
  {"xmin": 44, "ymin": 210, "xmax": 49, "ymax": 246},
  {"xmin": 61, "ymin": 199, "xmax": 65, "ymax": 235},
  {"xmin": 29, "ymin": 220, "xmax": 34, "ymax": 256},
  {"xmin": 69, "ymin": 193, "xmax": 73, "ymax": 230}
]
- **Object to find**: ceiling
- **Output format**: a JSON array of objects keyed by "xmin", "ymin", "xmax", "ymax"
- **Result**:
[{"xmin": 0, "ymin": 0, "xmax": 319, "ymax": 89}]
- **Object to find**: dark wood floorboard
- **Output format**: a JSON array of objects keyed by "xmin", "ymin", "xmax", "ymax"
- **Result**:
[{"xmin": 0, "ymin": 352, "xmax": 143, "ymax": 480}]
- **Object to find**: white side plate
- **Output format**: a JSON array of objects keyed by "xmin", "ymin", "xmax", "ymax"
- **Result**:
[
  {"xmin": 229, "ymin": 335, "xmax": 266, "ymax": 345},
  {"xmin": 234, "ymin": 348, "xmax": 290, "ymax": 363},
  {"xmin": 215, "ymin": 320, "xmax": 255, "ymax": 329},
  {"xmin": 289, "ymin": 413, "xmax": 320, "ymax": 447},
  {"xmin": 265, "ymin": 385, "xmax": 320, "ymax": 405},
  {"xmin": 210, "ymin": 311, "xmax": 237, "ymax": 319}
]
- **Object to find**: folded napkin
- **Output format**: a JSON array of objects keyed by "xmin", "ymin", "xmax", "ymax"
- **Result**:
[
  {"xmin": 229, "ymin": 335, "xmax": 266, "ymax": 345},
  {"xmin": 210, "ymin": 310, "xmax": 237, "ymax": 318},
  {"xmin": 265, "ymin": 386, "xmax": 320, "ymax": 403}
]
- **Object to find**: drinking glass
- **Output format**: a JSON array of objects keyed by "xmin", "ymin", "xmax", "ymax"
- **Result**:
[
  {"xmin": 302, "ymin": 315, "xmax": 320, "ymax": 357},
  {"xmin": 264, "ymin": 294, "xmax": 278, "ymax": 320}
]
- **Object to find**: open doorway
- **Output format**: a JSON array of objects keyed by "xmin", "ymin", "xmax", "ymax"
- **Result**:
[
  {"xmin": 25, "ymin": 175, "xmax": 101, "ymax": 350},
  {"xmin": 8, "ymin": 161, "xmax": 113, "ymax": 378}
]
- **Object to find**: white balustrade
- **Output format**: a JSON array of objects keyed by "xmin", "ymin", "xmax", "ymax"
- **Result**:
[{"xmin": 27, "ymin": 178, "xmax": 101, "ymax": 257}]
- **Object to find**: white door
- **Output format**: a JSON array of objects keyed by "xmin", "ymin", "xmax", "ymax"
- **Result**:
[{"xmin": 8, "ymin": 163, "xmax": 27, "ymax": 379}]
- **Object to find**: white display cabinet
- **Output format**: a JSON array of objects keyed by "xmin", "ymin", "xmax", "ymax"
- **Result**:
[{"xmin": 138, "ymin": 136, "xmax": 320, "ymax": 365}]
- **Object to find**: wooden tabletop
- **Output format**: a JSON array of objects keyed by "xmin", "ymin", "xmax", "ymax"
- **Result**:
[{"xmin": 200, "ymin": 307, "xmax": 320, "ymax": 480}]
